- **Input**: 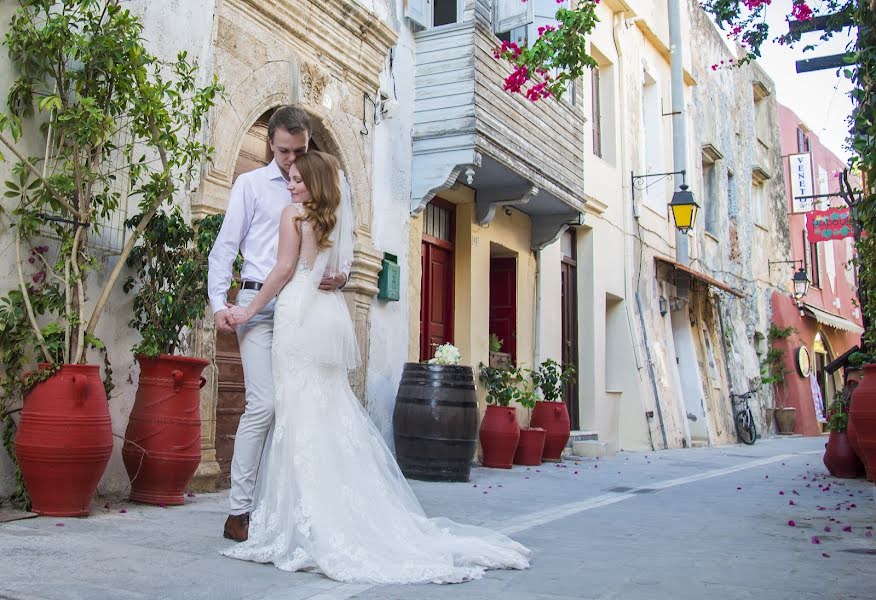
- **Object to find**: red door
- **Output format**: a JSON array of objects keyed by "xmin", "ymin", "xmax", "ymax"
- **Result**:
[
  {"xmin": 420, "ymin": 201, "xmax": 455, "ymax": 361},
  {"xmin": 561, "ymin": 258, "xmax": 579, "ymax": 429},
  {"xmin": 489, "ymin": 257, "xmax": 517, "ymax": 363}
]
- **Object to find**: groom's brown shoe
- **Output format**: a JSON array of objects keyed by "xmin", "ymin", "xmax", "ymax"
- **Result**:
[{"xmin": 223, "ymin": 512, "xmax": 250, "ymax": 542}]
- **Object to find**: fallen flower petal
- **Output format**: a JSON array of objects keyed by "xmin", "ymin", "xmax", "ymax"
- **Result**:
[
  {"xmin": 811, "ymin": 536, "xmax": 820, "ymax": 544},
  {"xmin": 824, "ymin": 526, "xmax": 831, "ymax": 532},
  {"xmin": 779, "ymin": 491, "xmax": 785, "ymax": 495},
  {"xmin": 789, "ymin": 500, "xmax": 796, "ymax": 505},
  {"xmin": 822, "ymin": 552, "xmax": 830, "ymax": 558},
  {"xmin": 788, "ymin": 520, "xmax": 796, "ymax": 527},
  {"xmin": 843, "ymin": 526, "xmax": 853, "ymax": 532},
  {"xmin": 55, "ymin": 523, "xmax": 64, "ymax": 527}
]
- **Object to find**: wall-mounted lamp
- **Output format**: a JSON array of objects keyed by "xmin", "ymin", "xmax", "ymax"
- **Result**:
[
  {"xmin": 659, "ymin": 295, "xmax": 668, "ymax": 317},
  {"xmin": 768, "ymin": 259, "xmax": 809, "ymax": 307},
  {"xmin": 631, "ymin": 169, "xmax": 700, "ymax": 233}
]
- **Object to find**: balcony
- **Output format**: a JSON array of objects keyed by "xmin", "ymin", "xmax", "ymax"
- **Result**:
[{"xmin": 410, "ymin": 20, "xmax": 586, "ymax": 248}]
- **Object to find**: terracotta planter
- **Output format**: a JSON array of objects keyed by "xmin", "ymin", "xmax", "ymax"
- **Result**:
[
  {"xmin": 775, "ymin": 407, "xmax": 797, "ymax": 434},
  {"xmin": 847, "ymin": 416, "xmax": 868, "ymax": 479},
  {"xmin": 479, "ymin": 405, "xmax": 520, "ymax": 469},
  {"xmin": 530, "ymin": 401, "xmax": 571, "ymax": 461},
  {"xmin": 15, "ymin": 364, "xmax": 113, "ymax": 517},
  {"xmin": 823, "ymin": 431, "xmax": 866, "ymax": 479},
  {"xmin": 122, "ymin": 355, "xmax": 209, "ymax": 505},
  {"xmin": 849, "ymin": 364, "xmax": 876, "ymax": 483},
  {"xmin": 513, "ymin": 427, "xmax": 546, "ymax": 466}
]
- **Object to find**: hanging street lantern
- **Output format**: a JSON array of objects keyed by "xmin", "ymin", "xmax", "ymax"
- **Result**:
[{"xmin": 669, "ymin": 184, "xmax": 699, "ymax": 234}]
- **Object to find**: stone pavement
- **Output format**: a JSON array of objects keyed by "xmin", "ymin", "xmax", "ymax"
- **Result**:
[{"xmin": 1, "ymin": 436, "xmax": 874, "ymax": 600}]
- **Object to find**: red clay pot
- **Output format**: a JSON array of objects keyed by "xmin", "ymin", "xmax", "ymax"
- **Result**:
[
  {"xmin": 823, "ymin": 431, "xmax": 866, "ymax": 479},
  {"xmin": 849, "ymin": 364, "xmax": 876, "ymax": 484},
  {"xmin": 15, "ymin": 364, "xmax": 113, "ymax": 517},
  {"xmin": 530, "ymin": 401, "xmax": 571, "ymax": 462},
  {"xmin": 513, "ymin": 427, "xmax": 546, "ymax": 466},
  {"xmin": 122, "ymin": 355, "xmax": 208, "ymax": 505},
  {"xmin": 479, "ymin": 405, "xmax": 520, "ymax": 469},
  {"xmin": 847, "ymin": 416, "xmax": 868, "ymax": 480}
]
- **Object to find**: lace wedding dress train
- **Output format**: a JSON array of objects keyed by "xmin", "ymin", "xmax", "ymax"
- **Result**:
[{"xmin": 221, "ymin": 221, "xmax": 531, "ymax": 584}]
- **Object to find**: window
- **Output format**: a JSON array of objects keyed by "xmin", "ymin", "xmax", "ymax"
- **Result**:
[
  {"xmin": 702, "ymin": 158, "xmax": 718, "ymax": 235},
  {"xmin": 405, "ymin": 0, "xmax": 460, "ymax": 29},
  {"xmin": 591, "ymin": 68, "xmax": 602, "ymax": 158},
  {"xmin": 751, "ymin": 167, "xmax": 771, "ymax": 227},
  {"xmin": 797, "ymin": 127, "xmax": 810, "ymax": 153},
  {"xmin": 641, "ymin": 68, "xmax": 665, "ymax": 207},
  {"xmin": 433, "ymin": 0, "xmax": 458, "ymax": 26},
  {"xmin": 803, "ymin": 229, "xmax": 821, "ymax": 288},
  {"xmin": 752, "ymin": 81, "xmax": 771, "ymax": 147}
]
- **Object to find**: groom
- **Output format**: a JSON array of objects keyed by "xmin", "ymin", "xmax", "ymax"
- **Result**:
[{"xmin": 208, "ymin": 106, "xmax": 347, "ymax": 542}]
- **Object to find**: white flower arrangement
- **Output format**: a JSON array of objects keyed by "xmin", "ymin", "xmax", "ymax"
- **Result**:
[{"xmin": 428, "ymin": 343, "xmax": 462, "ymax": 366}]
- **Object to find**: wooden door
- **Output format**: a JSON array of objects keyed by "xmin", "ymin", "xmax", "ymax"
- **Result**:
[
  {"xmin": 215, "ymin": 113, "xmax": 273, "ymax": 488},
  {"xmin": 489, "ymin": 257, "xmax": 517, "ymax": 363},
  {"xmin": 420, "ymin": 201, "xmax": 455, "ymax": 361},
  {"xmin": 561, "ymin": 254, "xmax": 580, "ymax": 430}
]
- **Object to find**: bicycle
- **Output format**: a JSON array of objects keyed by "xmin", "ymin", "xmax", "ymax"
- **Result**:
[{"xmin": 731, "ymin": 390, "xmax": 757, "ymax": 445}]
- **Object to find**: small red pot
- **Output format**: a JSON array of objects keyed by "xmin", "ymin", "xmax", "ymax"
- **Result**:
[
  {"xmin": 513, "ymin": 427, "xmax": 546, "ymax": 466},
  {"xmin": 479, "ymin": 405, "xmax": 520, "ymax": 469},
  {"xmin": 823, "ymin": 431, "xmax": 865, "ymax": 479},
  {"xmin": 530, "ymin": 401, "xmax": 571, "ymax": 461}
]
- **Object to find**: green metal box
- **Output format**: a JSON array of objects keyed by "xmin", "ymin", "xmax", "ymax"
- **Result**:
[{"xmin": 377, "ymin": 252, "xmax": 400, "ymax": 301}]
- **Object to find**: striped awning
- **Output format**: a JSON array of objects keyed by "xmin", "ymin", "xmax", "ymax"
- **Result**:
[{"xmin": 802, "ymin": 303, "xmax": 864, "ymax": 335}]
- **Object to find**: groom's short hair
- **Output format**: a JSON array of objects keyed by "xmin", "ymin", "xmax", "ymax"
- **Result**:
[{"xmin": 268, "ymin": 106, "xmax": 312, "ymax": 141}]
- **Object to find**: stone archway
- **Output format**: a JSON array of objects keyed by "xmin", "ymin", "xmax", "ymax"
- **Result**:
[{"xmin": 189, "ymin": 50, "xmax": 388, "ymax": 490}]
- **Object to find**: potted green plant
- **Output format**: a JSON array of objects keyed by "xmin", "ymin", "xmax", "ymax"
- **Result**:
[
  {"xmin": 530, "ymin": 359, "xmax": 576, "ymax": 461},
  {"xmin": 0, "ymin": 0, "xmax": 221, "ymax": 516},
  {"xmin": 478, "ymin": 363, "xmax": 523, "ymax": 468},
  {"xmin": 823, "ymin": 389, "xmax": 865, "ymax": 479},
  {"xmin": 488, "ymin": 333, "xmax": 512, "ymax": 368},
  {"xmin": 512, "ymin": 369, "xmax": 545, "ymax": 467},
  {"xmin": 760, "ymin": 325, "xmax": 797, "ymax": 434},
  {"xmin": 393, "ymin": 343, "xmax": 479, "ymax": 482},
  {"xmin": 119, "ymin": 210, "xmax": 223, "ymax": 505}
]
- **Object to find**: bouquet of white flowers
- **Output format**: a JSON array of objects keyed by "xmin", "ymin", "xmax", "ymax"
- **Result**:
[{"xmin": 428, "ymin": 343, "xmax": 462, "ymax": 366}]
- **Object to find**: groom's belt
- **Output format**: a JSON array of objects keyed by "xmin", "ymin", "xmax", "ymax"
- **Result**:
[{"xmin": 241, "ymin": 280, "xmax": 264, "ymax": 291}]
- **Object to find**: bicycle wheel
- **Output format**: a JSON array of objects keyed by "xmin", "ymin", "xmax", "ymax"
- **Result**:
[{"xmin": 735, "ymin": 409, "xmax": 757, "ymax": 445}]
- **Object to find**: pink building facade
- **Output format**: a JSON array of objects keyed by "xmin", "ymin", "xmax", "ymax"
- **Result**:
[{"xmin": 772, "ymin": 104, "xmax": 863, "ymax": 436}]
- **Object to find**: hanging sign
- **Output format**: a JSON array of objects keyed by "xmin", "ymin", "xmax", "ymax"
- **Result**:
[
  {"xmin": 789, "ymin": 153, "xmax": 814, "ymax": 213},
  {"xmin": 806, "ymin": 206, "xmax": 853, "ymax": 242}
]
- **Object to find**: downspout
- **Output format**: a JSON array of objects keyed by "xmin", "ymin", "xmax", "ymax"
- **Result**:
[
  {"xmin": 668, "ymin": 0, "xmax": 689, "ymax": 266},
  {"xmin": 535, "ymin": 249, "xmax": 543, "ymax": 367}
]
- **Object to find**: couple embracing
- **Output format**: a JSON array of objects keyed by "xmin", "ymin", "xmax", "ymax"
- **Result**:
[{"xmin": 207, "ymin": 106, "xmax": 530, "ymax": 584}]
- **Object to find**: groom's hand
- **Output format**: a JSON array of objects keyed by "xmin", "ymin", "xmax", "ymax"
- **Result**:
[
  {"xmin": 319, "ymin": 272, "xmax": 347, "ymax": 291},
  {"xmin": 214, "ymin": 309, "xmax": 235, "ymax": 334}
]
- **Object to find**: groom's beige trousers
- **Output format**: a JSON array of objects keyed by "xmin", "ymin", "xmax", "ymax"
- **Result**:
[{"xmin": 229, "ymin": 288, "xmax": 276, "ymax": 515}]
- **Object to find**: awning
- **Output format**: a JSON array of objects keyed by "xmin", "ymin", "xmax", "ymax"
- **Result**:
[
  {"xmin": 654, "ymin": 256, "xmax": 744, "ymax": 298},
  {"xmin": 802, "ymin": 303, "xmax": 864, "ymax": 335}
]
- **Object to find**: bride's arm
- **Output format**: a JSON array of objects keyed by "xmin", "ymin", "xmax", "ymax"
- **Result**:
[{"xmin": 235, "ymin": 205, "xmax": 302, "ymax": 322}]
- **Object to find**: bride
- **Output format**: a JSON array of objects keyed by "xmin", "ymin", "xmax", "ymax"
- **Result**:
[{"xmin": 220, "ymin": 151, "xmax": 531, "ymax": 584}]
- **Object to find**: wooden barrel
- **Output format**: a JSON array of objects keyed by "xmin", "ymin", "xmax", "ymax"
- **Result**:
[{"xmin": 393, "ymin": 363, "xmax": 478, "ymax": 482}]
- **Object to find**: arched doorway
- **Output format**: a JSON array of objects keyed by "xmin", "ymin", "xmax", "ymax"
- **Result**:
[{"xmin": 812, "ymin": 332, "xmax": 837, "ymax": 428}]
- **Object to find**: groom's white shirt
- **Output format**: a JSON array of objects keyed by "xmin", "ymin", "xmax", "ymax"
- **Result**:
[{"xmin": 208, "ymin": 159, "xmax": 290, "ymax": 314}]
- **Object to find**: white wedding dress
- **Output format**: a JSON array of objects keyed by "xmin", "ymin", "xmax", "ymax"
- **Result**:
[{"xmin": 221, "ymin": 209, "xmax": 531, "ymax": 584}]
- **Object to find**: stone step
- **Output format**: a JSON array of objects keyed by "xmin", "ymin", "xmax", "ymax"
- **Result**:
[{"xmin": 571, "ymin": 439, "xmax": 617, "ymax": 459}]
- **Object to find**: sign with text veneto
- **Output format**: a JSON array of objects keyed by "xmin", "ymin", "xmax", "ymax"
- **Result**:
[
  {"xmin": 806, "ymin": 207, "xmax": 853, "ymax": 242},
  {"xmin": 789, "ymin": 153, "xmax": 814, "ymax": 213}
]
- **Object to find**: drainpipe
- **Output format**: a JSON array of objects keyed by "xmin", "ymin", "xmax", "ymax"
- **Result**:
[
  {"xmin": 668, "ymin": 0, "xmax": 689, "ymax": 266},
  {"xmin": 534, "ymin": 249, "xmax": 543, "ymax": 367}
]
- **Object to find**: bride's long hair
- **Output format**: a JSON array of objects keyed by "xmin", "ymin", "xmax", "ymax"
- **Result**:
[{"xmin": 292, "ymin": 151, "xmax": 340, "ymax": 249}]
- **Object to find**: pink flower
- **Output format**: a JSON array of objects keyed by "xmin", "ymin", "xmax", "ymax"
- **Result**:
[
  {"xmin": 119, "ymin": 508, "xmax": 127, "ymax": 514},
  {"xmin": 779, "ymin": 491, "xmax": 785, "ymax": 495},
  {"xmin": 788, "ymin": 520, "xmax": 796, "ymax": 527}
]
